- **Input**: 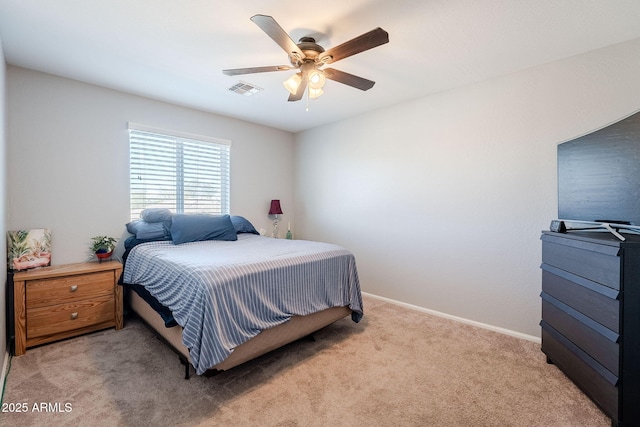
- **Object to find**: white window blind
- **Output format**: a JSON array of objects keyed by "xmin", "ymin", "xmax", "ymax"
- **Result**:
[{"xmin": 128, "ymin": 125, "xmax": 230, "ymax": 221}]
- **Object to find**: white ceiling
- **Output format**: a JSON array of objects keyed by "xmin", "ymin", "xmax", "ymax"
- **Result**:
[{"xmin": 1, "ymin": 1, "xmax": 640, "ymax": 133}]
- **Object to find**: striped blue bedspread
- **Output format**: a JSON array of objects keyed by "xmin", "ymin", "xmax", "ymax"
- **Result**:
[{"xmin": 123, "ymin": 234, "xmax": 363, "ymax": 374}]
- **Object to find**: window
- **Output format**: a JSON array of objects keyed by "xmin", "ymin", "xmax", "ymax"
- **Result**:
[{"xmin": 128, "ymin": 124, "xmax": 230, "ymax": 221}]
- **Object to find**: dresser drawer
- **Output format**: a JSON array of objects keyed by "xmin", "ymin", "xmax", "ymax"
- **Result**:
[
  {"xmin": 541, "ymin": 324, "xmax": 618, "ymax": 421},
  {"xmin": 541, "ymin": 293, "xmax": 619, "ymax": 375},
  {"xmin": 541, "ymin": 265, "xmax": 619, "ymax": 332},
  {"xmin": 27, "ymin": 294, "xmax": 115, "ymax": 339},
  {"xmin": 541, "ymin": 235, "xmax": 621, "ymax": 289},
  {"xmin": 26, "ymin": 271, "xmax": 114, "ymax": 308}
]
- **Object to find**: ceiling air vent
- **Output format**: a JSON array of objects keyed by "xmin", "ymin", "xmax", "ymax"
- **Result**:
[{"xmin": 228, "ymin": 81, "xmax": 263, "ymax": 96}]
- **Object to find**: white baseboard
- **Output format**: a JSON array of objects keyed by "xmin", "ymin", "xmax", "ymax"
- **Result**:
[
  {"xmin": 0, "ymin": 350, "xmax": 9, "ymax": 402},
  {"xmin": 363, "ymin": 292, "xmax": 541, "ymax": 344}
]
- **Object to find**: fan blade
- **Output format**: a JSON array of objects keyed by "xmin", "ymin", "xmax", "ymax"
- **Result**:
[
  {"xmin": 288, "ymin": 74, "xmax": 308, "ymax": 102},
  {"xmin": 251, "ymin": 15, "xmax": 305, "ymax": 60},
  {"xmin": 319, "ymin": 27, "xmax": 389, "ymax": 64},
  {"xmin": 223, "ymin": 65, "xmax": 293, "ymax": 76},
  {"xmin": 322, "ymin": 68, "xmax": 375, "ymax": 91}
]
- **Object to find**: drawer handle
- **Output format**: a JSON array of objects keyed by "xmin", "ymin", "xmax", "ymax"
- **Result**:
[
  {"xmin": 70, "ymin": 312, "xmax": 78, "ymax": 320},
  {"xmin": 70, "ymin": 285, "xmax": 78, "ymax": 292}
]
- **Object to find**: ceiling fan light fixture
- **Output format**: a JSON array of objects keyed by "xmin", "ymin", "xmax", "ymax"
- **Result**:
[
  {"xmin": 308, "ymin": 87, "xmax": 324, "ymax": 99},
  {"xmin": 283, "ymin": 73, "xmax": 302, "ymax": 95},
  {"xmin": 308, "ymin": 70, "xmax": 326, "ymax": 90}
]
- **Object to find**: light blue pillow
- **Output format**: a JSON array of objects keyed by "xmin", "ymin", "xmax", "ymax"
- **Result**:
[
  {"xmin": 141, "ymin": 208, "xmax": 172, "ymax": 223},
  {"xmin": 230, "ymin": 215, "xmax": 259, "ymax": 235},
  {"xmin": 170, "ymin": 214, "xmax": 238, "ymax": 245},
  {"xmin": 126, "ymin": 220, "xmax": 167, "ymax": 240}
]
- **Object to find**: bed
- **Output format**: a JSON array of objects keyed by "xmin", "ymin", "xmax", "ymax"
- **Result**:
[{"xmin": 119, "ymin": 212, "xmax": 363, "ymax": 377}]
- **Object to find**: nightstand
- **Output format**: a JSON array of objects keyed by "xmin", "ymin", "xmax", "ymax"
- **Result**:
[{"xmin": 12, "ymin": 261, "xmax": 123, "ymax": 355}]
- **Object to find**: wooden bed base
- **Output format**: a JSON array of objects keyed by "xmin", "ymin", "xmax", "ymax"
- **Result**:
[{"xmin": 126, "ymin": 288, "xmax": 352, "ymax": 378}]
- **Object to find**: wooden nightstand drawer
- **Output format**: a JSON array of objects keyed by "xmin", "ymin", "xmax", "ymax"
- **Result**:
[
  {"xmin": 27, "ymin": 294, "xmax": 115, "ymax": 339},
  {"xmin": 26, "ymin": 271, "xmax": 114, "ymax": 308}
]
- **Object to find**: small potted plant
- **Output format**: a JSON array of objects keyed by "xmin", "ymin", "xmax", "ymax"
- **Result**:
[{"xmin": 91, "ymin": 235, "xmax": 117, "ymax": 261}]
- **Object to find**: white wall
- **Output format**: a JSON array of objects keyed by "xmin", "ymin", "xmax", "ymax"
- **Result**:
[
  {"xmin": 6, "ymin": 67, "xmax": 294, "ymax": 264},
  {"xmin": 0, "ymin": 35, "xmax": 7, "ymax": 365},
  {"xmin": 294, "ymin": 38, "xmax": 640, "ymax": 338}
]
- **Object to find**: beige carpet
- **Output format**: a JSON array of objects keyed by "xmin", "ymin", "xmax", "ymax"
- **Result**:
[{"xmin": 2, "ymin": 295, "xmax": 610, "ymax": 427}]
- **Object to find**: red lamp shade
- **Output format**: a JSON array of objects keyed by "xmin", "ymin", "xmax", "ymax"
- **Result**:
[{"xmin": 269, "ymin": 199, "xmax": 283, "ymax": 215}]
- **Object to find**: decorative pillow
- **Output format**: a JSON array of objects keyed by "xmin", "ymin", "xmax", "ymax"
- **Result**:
[
  {"xmin": 126, "ymin": 219, "xmax": 168, "ymax": 240},
  {"xmin": 141, "ymin": 208, "xmax": 172, "ymax": 223},
  {"xmin": 230, "ymin": 215, "xmax": 259, "ymax": 235},
  {"xmin": 170, "ymin": 214, "xmax": 238, "ymax": 245}
]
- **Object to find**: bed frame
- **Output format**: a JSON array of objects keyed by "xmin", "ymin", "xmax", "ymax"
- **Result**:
[{"xmin": 126, "ymin": 288, "xmax": 352, "ymax": 378}]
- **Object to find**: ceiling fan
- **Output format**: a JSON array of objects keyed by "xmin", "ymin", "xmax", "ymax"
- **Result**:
[{"xmin": 223, "ymin": 15, "xmax": 389, "ymax": 102}]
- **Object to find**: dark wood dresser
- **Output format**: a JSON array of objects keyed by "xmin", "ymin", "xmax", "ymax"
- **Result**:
[{"xmin": 540, "ymin": 231, "xmax": 640, "ymax": 426}]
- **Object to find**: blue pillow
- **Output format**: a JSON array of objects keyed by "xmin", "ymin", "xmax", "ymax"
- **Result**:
[
  {"xmin": 141, "ymin": 208, "xmax": 172, "ymax": 223},
  {"xmin": 126, "ymin": 220, "xmax": 169, "ymax": 240},
  {"xmin": 230, "ymin": 215, "xmax": 259, "ymax": 235},
  {"xmin": 170, "ymin": 214, "xmax": 238, "ymax": 245}
]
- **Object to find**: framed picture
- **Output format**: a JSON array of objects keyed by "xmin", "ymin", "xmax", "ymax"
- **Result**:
[{"xmin": 7, "ymin": 228, "xmax": 52, "ymax": 271}]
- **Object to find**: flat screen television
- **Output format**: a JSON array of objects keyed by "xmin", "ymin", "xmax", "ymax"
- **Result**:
[{"xmin": 558, "ymin": 111, "xmax": 640, "ymax": 226}]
